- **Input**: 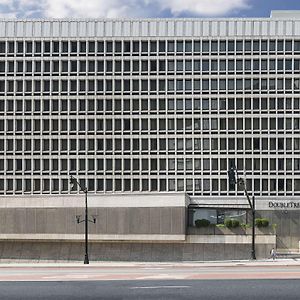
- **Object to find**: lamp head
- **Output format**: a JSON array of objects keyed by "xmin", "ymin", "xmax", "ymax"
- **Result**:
[
  {"xmin": 69, "ymin": 175, "xmax": 76, "ymax": 190},
  {"xmin": 91, "ymin": 215, "xmax": 97, "ymax": 224},
  {"xmin": 238, "ymin": 177, "xmax": 245, "ymax": 186}
]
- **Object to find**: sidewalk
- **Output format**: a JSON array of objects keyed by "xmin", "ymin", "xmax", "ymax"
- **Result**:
[{"xmin": 0, "ymin": 258, "xmax": 300, "ymax": 268}]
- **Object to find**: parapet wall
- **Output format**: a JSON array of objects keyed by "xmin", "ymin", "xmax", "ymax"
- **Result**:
[
  {"xmin": 0, "ymin": 193, "xmax": 188, "ymax": 243},
  {"xmin": 0, "ymin": 240, "xmax": 275, "ymax": 262}
]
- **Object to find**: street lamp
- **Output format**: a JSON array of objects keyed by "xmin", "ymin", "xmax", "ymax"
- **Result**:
[
  {"xmin": 70, "ymin": 175, "xmax": 96, "ymax": 264},
  {"xmin": 227, "ymin": 167, "xmax": 256, "ymax": 260}
]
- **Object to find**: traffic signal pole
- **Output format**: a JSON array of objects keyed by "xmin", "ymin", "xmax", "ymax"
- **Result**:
[{"xmin": 228, "ymin": 167, "xmax": 256, "ymax": 260}]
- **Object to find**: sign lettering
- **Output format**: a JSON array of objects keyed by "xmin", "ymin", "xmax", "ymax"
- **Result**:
[{"xmin": 268, "ymin": 201, "xmax": 300, "ymax": 209}]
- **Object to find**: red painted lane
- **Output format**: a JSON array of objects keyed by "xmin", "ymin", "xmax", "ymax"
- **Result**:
[{"xmin": 1, "ymin": 273, "xmax": 300, "ymax": 282}]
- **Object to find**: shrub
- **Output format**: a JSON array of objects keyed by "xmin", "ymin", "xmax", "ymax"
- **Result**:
[
  {"xmin": 224, "ymin": 219, "xmax": 232, "ymax": 228},
  {"xmin": 216, "ymin": 224, "xmax": 225, "ymax": 228},
  {"xmin": 261, "ymin": 218, "xmax": 269, "ymax": 227},
  {"xmin": 255, "ymin": 218, "xmax": 263, "ymax": 227},
  {"xmin": 241, "ymin": 223, "xmax": 251, "ymax": 229},
  {"xmin": 225, "ymin": 219, "xmax": 240, "ymax": 228},
  {"xmin": 231, "ymin": 219, "xmax": 240, "ymax": 228},
  {"xmin": 255, "ymin": 218, "xmax": 270, "ymax": 227},
  {"xmin": 195, "ymin": 219, "xmax": 210, "ymax": 228}
]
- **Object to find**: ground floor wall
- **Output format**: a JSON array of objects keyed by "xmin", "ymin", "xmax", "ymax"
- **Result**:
[
  {"xmin": 257, "ymin": 210, "xmax": 300, "ymax": 250},
  {"xmin": 0, "ymin": 241, "xmax": 273, "ymax": 262},
  {"xmin": 0, "ymin": 194, "xmax": 291, "ymax": 261}
]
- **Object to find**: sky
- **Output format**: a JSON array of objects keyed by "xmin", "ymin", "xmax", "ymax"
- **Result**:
[{"xmin": 0, "ymin": 0, "xmax": 300, "ymax": 19}]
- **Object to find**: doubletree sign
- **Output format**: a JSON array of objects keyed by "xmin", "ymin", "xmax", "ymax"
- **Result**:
[{"xmin": 269, "ymin": 201, "xmax": 300, "ymax": 209}]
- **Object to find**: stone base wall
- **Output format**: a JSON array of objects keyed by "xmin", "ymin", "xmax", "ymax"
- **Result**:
[
  {"xmin": 0, "ymin": 241, "xmax": 273, "ymax": 262},
  {"xmin": 257, "ymin": 210, "xmax": 300, "ymax": 250}
]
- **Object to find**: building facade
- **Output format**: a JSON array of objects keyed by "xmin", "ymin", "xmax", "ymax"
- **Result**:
[
  {"xmin": 1, "ymin": 11, "xmax": 300, "ymax": 199},
  {"xmin": 0, "ymin": 12, "xmax": 300, "ymax": 257}
]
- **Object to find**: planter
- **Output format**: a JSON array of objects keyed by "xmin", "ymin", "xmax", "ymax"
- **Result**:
[
  {"xmin": 188, "ymin": 226, "xmax": 215, "ymax": 235},
  {"xmin": 188, "ymin": 226, "xmax": 276, "ymax": 236},
  {"xmin": 249, "ymin": 227, "xmax": 276, "ymax": 235},
  {"xmin": 214, "ymin": 227, "xmax": 246, "ymax": 235}
]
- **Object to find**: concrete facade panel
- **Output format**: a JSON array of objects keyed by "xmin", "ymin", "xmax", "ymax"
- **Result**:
[
  {"xmin": 65, "ymin": 208, "xmax": 76, "ymax": 235},
  {"xmin": 87, "ymin": 208, "xmax": 98, "ymax": 235},
  {"xmin": 223, "ymin": 243, "xmax": 235, "ymax": 260},
  {"xmin": 0, "ymin": 209, "xmax": 7, "ymax": 234},
  {"xmin": 70, "ymin": 243, "xmax": 84, "ymax": 261},
  {"xmin": 13, "ymin": 209, "xmax": 25, "ymax": 233},
  {"xmin": 0, "ymin": 241, "xmax": 273, "ymax": 262},
  {"xmin": 259, "ymin": 210, "xmax": 300, "ymax": 249},
  {"xmin": 35, "ymin": 208, "xmax": 46, "ymax": 233},
  {"xmin": 203, "ymin": 244, "xmax": 217, "ymax": 261},
  {"xmin": 119, "ymin": 243, "xmax": 133, "ymax": 261},
  {"xmin": 149, "ymin": 207, "xmax": 161, "ymax": 234},
  {"xmin": 106, "ymin": 208, "xmax": 120, "ymax": 234},
  {"xmin": 45, "ymin": 209, "xmax": 56, "ymax": 233},
  {"xmin": 193, "ymin": 244, "xmax": 205, "ymax": 261},
  {"xmin": 171, "ymin": 208, "xmax": 185, "ymax": 234},
  {"xmin": 118, "ymin": 208, "xmax": 130, "ymax": 234},
  {"xmin": 182, "ymin": 244, "xmax": 192, "ymax": 261},
  {"xmin": 129, "ymin": 208, "xmax": 149, "ymax": 234},
  {"xmin": 59, "ymin": 243, "xmax": 71, "ymax": 260},
  {"xmin": 25, "ymin": 209, "xmax": 36, "ymax": 234},
  {"xmin": 5, "ymin": 209, "xmax": 15, "ymax": 234},
  {"xmin": 20, "ymin": 242, "xmax": 36, "ymax": 260},
  {"xmin": 54, "ymin": 209, "xmax": 67, "ymax": 234},
  {"xmin": 39, "ymin": 242, "xmax": 60, "ymax": 261},
  {"xmin": 75, "ymin": 208, "xmax": 85, "ymax": 234},
  {"xmin": 235, "ymin": 244, "xmax": 249, "ymax": 260},
  {"xmin": 160, "ymin": 208, "xmax": 172, "ymax": 234},
  {"xmin": 95, "ymin": 207, "xmax": 107, "ymax": 234}
]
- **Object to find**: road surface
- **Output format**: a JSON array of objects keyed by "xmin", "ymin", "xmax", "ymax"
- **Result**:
[{"xmin": 0, "ymin": 261, "xmax": 300, "ymax": 299}]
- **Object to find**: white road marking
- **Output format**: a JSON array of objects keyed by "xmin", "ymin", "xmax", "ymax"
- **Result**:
[{"xmin": 131, "ymin": 286, "xmax": 190, "ymax": 289}]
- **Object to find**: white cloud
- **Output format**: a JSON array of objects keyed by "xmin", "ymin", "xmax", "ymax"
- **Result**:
[
  {"xmin": 0, "ymin": 12, "xmax": 16, "ymax": 18},
  {"xmin": 0, "ymin": 0, "xmax": 12, "ymax": 4},
  {"xmin": 44, "ymin": 0, "xmax": 126, "ymax": 18},
  {"xmin": 0, "ymin": 0, "xmax": 250, "ymax": 18},
  {"xmin": 43, "ymin": 0, "xmax": 153, "ymax": 18},
  {"xmin": 152, "ymin": 0, "xmax": 250, "ymax": 16}
]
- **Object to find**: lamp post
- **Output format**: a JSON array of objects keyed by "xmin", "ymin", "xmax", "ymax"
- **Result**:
[
  {"xmin": 228, "ymin": 167, "xmax": 256, "ymax": 260},
  {"xmin": 70, "ymin": 175, "xmax": 96, "ymax": 264}
]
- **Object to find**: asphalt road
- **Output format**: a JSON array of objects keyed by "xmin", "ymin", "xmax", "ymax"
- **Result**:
[
  {"xmin": 0, "ymin": 279, "xmax": 300, "ymax": 300},
  {"xmin": 1, "ymin": 262, "xmax": 300, "ymax": 299}
]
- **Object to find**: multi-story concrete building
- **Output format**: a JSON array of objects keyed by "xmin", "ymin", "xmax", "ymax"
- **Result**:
[{"xmin": 0, "ymin": 11, "xmax": 299, "ymax": 260}]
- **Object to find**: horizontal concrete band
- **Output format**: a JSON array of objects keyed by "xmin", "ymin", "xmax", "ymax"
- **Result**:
[
  {"xmin": 0, "ymin": 234, "xmax": 186, "ymax": 242},
  {"xmin": 187, "ymin": 235, "xmax": 276, "ymax": 244},
  {"xmin": 0, "ymin": 193, "xmax": 189, "ymax": 208},
  {"xmin": 0, "ymin": 234, "xmax": 275, "ymax": 244}
]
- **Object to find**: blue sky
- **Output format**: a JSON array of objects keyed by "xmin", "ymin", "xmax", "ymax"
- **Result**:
[
  {"xmin": 0, "ymin": 0, "xmax": 300, "ymax": 19},
  {"xmin": 237, "ymin": 0, "xmax": 300, "ymax": 18}
]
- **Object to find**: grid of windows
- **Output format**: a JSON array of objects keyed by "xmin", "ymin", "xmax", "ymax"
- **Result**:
[{"xmin": 1, "ymin": 36, "xmax": 300, "ymax": 196}]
